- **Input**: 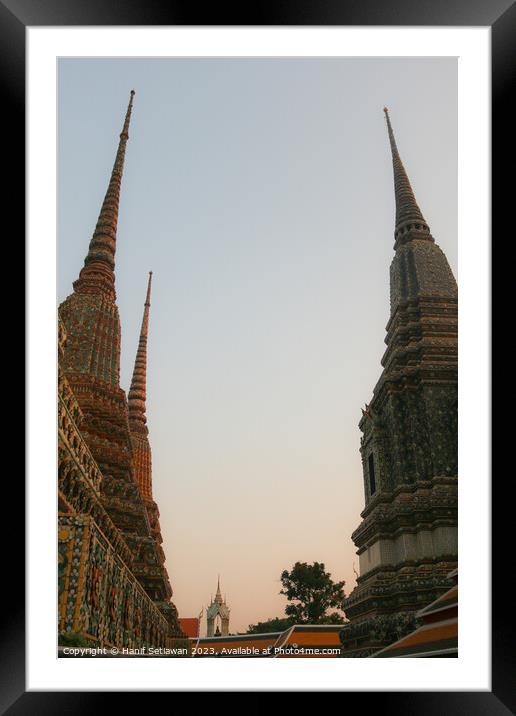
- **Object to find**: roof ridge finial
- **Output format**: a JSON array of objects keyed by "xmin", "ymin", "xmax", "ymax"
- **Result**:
[
  {"xmin": 74, "ymin": 91, "xmax": 136, "ymax": 298},
  {"xmin": 383, "ymin": 106, "xmax": 433, "ymax": 248}
]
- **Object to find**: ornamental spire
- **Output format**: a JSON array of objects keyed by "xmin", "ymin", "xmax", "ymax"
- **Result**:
[
  {"xmin": 215, "ymin": 575, "xmax": 223, "ymax": 603},
  {"xmin": 73, "ymin": 90, "xmax": 136, "ymax": 298},
  {"xmin": 128, "ymin": 271, "xmax": 152, "ymax": 430},
  {"xmin": 383, "ymin": 107, "xmax": 433, "ymax": 248}
]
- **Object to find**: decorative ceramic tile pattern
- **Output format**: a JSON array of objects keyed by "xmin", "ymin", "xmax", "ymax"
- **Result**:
[{"xmin": 58, "ymin": 515, "xmax": 169, "ymax": 648}]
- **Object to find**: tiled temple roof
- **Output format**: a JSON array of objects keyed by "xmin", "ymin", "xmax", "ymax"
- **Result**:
[
  {"xmin": 372, "ymin": 571, "xmax": 458, "ymax": 658},
  {"xmin": 179, "ymin": 618, "xmax": 200, "ymax": 639},
  {"xmin": 192, "ymin": 624, "xmax": 343, "ymax": 657}
]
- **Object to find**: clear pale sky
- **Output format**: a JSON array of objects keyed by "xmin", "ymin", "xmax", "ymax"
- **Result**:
[{"xmin": 58, "ymin": 57, "xmax": 457, "ymax": 635}]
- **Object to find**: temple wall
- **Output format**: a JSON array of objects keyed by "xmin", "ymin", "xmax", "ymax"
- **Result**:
[
  {"xmin": 58, "ymin": 514, "xmax": 170, "ymax": 649},
  {"xmin": 358, "ymin": 525, "xmax": 458, "ymax": 576}
]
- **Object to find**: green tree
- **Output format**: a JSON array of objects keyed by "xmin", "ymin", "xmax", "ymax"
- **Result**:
[
  {"xmin": 280, "ymin": 561, "xmax": 346, "ymax": 624},
  {"xmin": 246, "ymin": 617, "xmax": 294, "ymax": 634}
]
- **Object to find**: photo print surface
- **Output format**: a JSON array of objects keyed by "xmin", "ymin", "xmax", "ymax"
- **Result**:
[{"xmin": 57, "ymin": 57, "xmax": 458, "ymax": 658}]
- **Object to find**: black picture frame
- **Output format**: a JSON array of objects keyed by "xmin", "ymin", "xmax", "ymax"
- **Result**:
[{"xmin": 11, "ymin": 0, "xmax": 505, "ymax": 708}]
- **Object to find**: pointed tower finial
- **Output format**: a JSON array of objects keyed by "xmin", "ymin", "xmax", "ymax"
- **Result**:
[
  {"xmin": 383, "ymin": 107, "xmax": 433, "ymax": 248},
  {"xmin": 215, "ymin": 575, "xmax": 223, "ymax": 603},
  {"xmin": 73, "ymin": 91, "xmax": 136, "ymax": 298},
  {"xmin": 128, "ymin": 271, "xmax": 153, "ymax": 431},
  {"xmin": 145, "ymin": 271, "xmax": 153, "ymax": 306}
]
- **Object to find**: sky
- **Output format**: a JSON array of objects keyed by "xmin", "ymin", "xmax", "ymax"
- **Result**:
[{"xmin": 58, "ymin": 57, "xmax": 457, "ymax": 635}]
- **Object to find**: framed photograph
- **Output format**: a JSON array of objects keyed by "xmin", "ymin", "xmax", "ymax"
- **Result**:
[{"xmin": 14, "ymin": 0, "xmax": 503, "ymax": 706}]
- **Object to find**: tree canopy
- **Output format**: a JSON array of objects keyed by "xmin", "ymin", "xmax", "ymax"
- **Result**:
[
  {"xmin": 246, "ymin": 617, "xmax": 295, "ymax": 634},
  {"xmin": 279, "ymin": 561, "xmax": 346, "ymax": 624}
]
